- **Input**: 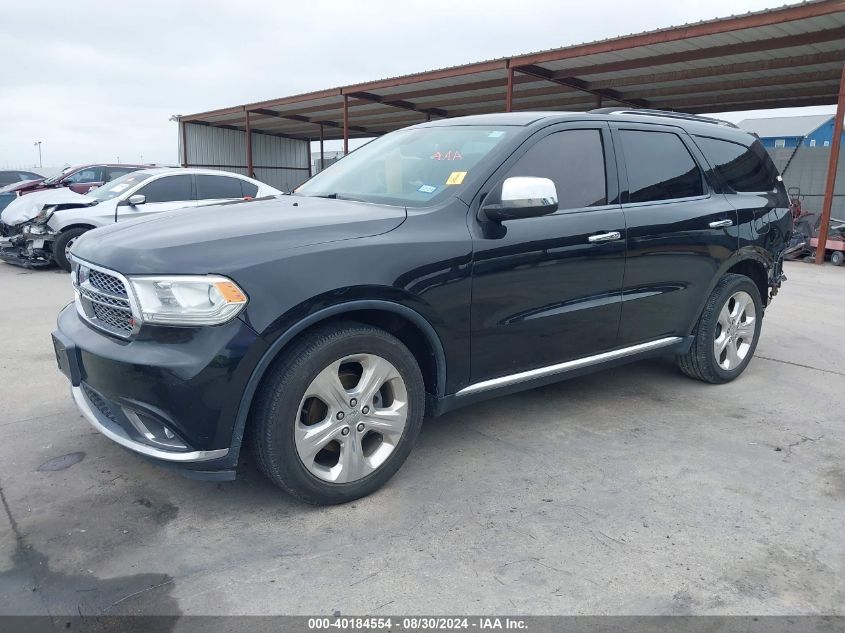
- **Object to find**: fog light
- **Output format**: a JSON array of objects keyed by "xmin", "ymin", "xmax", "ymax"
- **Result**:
[{"xmin": 123, "ymin": 409, "xmax": 187, "ymax": 450}]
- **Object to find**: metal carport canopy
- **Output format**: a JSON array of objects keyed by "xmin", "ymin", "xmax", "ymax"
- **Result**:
[
  {"xmin": 180, "ymin": 0, "xmax": 845, "ymax": 264},
  {"xmin": 182, "ymin": 0, "xmax": 845, "ymax": 142}
]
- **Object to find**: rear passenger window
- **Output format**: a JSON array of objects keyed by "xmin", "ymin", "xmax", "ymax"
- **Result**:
[
  {"xmin": 693, "ymin": 135, "xmax": 778, "ymax": 193},
  {"xmin": 196, "ymin": 175, "xmax": 245, "ymax": 200},
  {"xmin": 505, "ymin": 129, "xmax": 607, "ymax": 210},
  {"xmin": 620, "ymin": 130, "xmax": 704, "ymax": 203}
]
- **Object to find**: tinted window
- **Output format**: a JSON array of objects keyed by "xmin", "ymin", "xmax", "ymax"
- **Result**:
[
  {"xmin": 107, "ymin": 167, "xmax": 138, "ymax": 181},
  {"xmin": 65, "ymin": 167, "xmax": 105, "ymax": 184},
  {"xmin": 694, "ymin": 136, "xmax": 778, "ymax": 193},
  {"xmin": 196, "ymin": 175, "xmax": 244, "ymax": 200},
  {"xmin": 620, "ymin": 130, "xmax": 704, "ymax": 203},
  {"xmin": 138, "ymin": 175, "xmax": 192, "ymax": 203},
  {"xmin": 241, "ymin": 180, "xmax": 259, "ymax": 198},
  {"xmin": 505, "ymin": 129, "xmax": 607, "ymax": 210}
]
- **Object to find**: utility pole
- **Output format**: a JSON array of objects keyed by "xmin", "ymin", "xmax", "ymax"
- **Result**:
[{"xmin": 33, "ymin": 141, "xmax": 42, "ymax": 168}]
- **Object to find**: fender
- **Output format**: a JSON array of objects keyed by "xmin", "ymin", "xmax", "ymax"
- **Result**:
[
  {"xmin": 685, "ymin": 247, "xmax": 773, "ymax": 336},
  {"xmin": 225, "ymin": 299, "xmax": 448, "ymax": 465}
]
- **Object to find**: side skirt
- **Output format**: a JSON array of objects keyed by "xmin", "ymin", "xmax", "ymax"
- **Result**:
[{"xmin": 430, "ymin": 336, "xmax": 692, "ymax": 417}]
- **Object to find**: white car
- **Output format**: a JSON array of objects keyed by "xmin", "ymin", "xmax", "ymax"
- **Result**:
[{"xmin": 0, "ymin": 168, "xmax": 281, "ymax": 270}]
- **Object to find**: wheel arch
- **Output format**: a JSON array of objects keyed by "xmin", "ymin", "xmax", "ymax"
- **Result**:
[
  {"xmin": 228, "ymin": 300, "xmax": 447, "ymax": 463},
  {"xmin": 57, "ymin": 223, "xmax": 97, "ymax": 234},
  {"xmin": 687, "ymin": 250, "xmax": 772, "ymax": 336}
]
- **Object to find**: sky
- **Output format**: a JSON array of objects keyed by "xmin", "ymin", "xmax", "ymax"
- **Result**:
[{"xmin": 1, "ymin": 0, "xmax": 836, "ymax": 170}]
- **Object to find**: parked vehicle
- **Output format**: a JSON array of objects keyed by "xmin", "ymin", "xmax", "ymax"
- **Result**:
[
  {"xmin": 0, "ymin": 170, "xmax": 43, "ymax": 188},
  {"xmin": 0, "ymin": 170, "xmax": 45, "ymax": 214},
  {"xmin": 51, "ymin": 110, "xmax": 791, "ymax": 504},
  {"xmin": 0, "ymin": 168, "xmax": 280, "ymax": 271},
  {"xmin": 0, "ymin": 163, "xmax": 147, "ymax": 198}
]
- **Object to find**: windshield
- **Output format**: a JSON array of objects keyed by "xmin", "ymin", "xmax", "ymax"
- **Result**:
[
  {"xmin": 88, "ymin": 172, "xmax": 152, "ymax": 201},
  {"xmin": 43, "ymin": 166, "xmax": 75, "ymax": 185},
  {"xmin": 295, "ymin": 126, "xmax": 511, "ymax": 206}
]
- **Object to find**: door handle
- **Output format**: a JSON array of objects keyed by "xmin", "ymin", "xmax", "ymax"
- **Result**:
[
  {"xmin": 709, "ymin": 219, "xmax": 734, "ymax": 228},
  {"xmin": 588, "ymin": 231, "xmax": 622, "ymax": 243}
]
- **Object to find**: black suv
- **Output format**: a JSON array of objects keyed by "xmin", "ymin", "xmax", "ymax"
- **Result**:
[{"xmin": 52, "ymin": 109, "xmax": 790, "ymax": 504}]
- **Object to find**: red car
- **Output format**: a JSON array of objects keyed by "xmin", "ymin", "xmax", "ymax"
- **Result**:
[{"xmin": 0, "ymin": 163, "xmax": 148, "ymax": 197}]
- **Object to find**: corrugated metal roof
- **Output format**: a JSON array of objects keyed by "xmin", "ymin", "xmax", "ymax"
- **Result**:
[
  {"xmin": 180, "ymin": 0, "xmax": 845, "ymax": 142},
  {"xmin": 738, "ymin": 114, "xmax": 833, "ymax": 137}
]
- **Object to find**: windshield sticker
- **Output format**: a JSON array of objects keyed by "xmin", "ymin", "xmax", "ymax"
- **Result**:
[
  {"xmin": 488, "ymin": 131, "xmax": 505, "ymax": 138},
  {"xmin": 110, "ymin": 184, "xmax": 130, "ymax": 192},
  {"xmin": 431, "ymin": 150, "xmax": 463, "ymax": 161},
  {"xmin": 445, "ymin": 171, "xmax": 467, "ymax": 185},
  {"xmin": 418, "ymin": 184, "xmax": 437, "ymax": 194}
]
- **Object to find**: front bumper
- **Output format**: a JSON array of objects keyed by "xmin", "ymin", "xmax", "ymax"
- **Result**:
[
  {"xmin": 53, "ymin": 303, "xmax": 265, "ymax": 479},
  {"xmin": 0, "ymin": 223, "xmax": 55, "ymax": 267}
]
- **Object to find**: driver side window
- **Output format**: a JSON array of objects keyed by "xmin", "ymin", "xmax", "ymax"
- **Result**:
[
  {"xmin": 137, "ymin": 175, "xmax": 192, "ymax": 203},
  {"xmin": 506, "ymin": 130, "xmax": 608, "ymax": 211}
]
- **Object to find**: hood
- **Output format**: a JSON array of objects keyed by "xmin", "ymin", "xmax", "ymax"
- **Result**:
[
  {"xmin": 71, "ymin": 195, "xmax": 407, "ymax": 275},
  {"xmin": 0, "ymin": 177, "xmax": 45, "ymax": 195},
  {"xmin": 0, "ymin": 188, "xmax": 95, "ymax": 225}
]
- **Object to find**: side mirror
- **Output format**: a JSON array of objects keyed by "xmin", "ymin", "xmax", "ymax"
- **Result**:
[
  {"xmin": 127, "ymin": 194, "xmax": 146, "ymax": 206},
  {"xmin": 480, "ymin": 177, "xmax": 558, "ymax": 222}
]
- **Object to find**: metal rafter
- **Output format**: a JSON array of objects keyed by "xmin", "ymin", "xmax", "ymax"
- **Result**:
[
  {"xmin": 513, "ymin": 64, "xmax": 648, "ymax": 108},
  {"xmin": 345, "ymin": 91, "xmax": 448, "ymax": 118}
]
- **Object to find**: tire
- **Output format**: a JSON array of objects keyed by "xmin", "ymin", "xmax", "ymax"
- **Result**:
[
  {"xmin": 249, "ymin": 321, "xmax": 425, "ymax": 505},
  {"xmin": 53, "ymin": 227, "xmax": 89, "ymax": 271},
  {"xmin": 677, "ymin": 274, "xmax": 763, "ymax": 384},
  {"xmin": 831, "ymin": 251, "xmax": 844, "ymax": 266}
]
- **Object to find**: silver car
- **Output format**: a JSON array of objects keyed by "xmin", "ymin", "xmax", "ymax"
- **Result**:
[{"xmin": 0, "ymin": 168, "xmax": 281, "ymax": 270}]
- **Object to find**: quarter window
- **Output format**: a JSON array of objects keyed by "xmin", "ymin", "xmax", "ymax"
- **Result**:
[
  {"xmin": 107, "ymin": 167, "xmax": 138, "ymax": 181},
  {"xmin": 620, "ymin": 130, "xmax": 704, "ymax": 203},
  {"xmin": 196, "ymin": 175, "xmax": 245, "ymax": 200},
  {"xmin": 693, "ymin": 135, "xmax": 779, "ymax": 193},
  {"xmin": 505, "ymin": 129, "xmax": 607, "ymax": 211},
  {"xmin": 138, "ymin": 175, "xmax": 192, "ymax": 203}
]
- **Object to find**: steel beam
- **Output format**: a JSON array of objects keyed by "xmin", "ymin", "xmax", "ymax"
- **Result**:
[
  {"xmin": 816, "ymin": 63, "xmax": 845, "ymax": 265},
  {"xmin": 345, "ymin": 91, "xmax": 447, "ymax": 118},
  {"xmin": 514, "ymin": 64, "xmax": 647, "ymax": 108},
  {"xmin": 319, "ymin": 124, "xmax": 324, "ymax": 172}
]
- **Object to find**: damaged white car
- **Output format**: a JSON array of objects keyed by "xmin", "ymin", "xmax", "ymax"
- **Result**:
[{"xmin": 0, "ymin": 167, "xmax": 281, "ymax": 270}]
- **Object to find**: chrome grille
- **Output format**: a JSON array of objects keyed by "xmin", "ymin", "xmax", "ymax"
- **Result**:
[
  {"xmin": 73, "ymin": 260, "xmax": 137, "ymax": 338},
  {"xmin": 90, "ymin": 269, "xmax": 127, "ymax": 296}
]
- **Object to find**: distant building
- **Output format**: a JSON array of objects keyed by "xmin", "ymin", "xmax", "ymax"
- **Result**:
[{"xmin": 738, "ymin": 114, "xmax": 839, "ymax": 149}]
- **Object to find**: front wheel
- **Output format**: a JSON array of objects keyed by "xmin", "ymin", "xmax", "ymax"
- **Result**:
[
  {"xmin": 53, "ymin": 227, "xmax": 89, "ymax": 271},
  {"xmin": 250, "ymin": 322, "xmax": 425, "ymax": 504},
  {"xmin": 677, "ymin": 274, "xmax": 763, "ymax": 384}
]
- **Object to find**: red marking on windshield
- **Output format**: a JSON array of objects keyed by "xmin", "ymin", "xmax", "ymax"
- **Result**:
[{"xmin": 431, "ymin": 150, "xmax": 463, "ymax": 161}]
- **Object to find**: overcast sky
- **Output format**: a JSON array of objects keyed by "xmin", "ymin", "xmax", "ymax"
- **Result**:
[{"xmin": 1, "ymin": 0, "xmax": 836, "ymax": 170}]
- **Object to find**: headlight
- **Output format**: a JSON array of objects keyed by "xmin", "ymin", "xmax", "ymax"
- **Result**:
[
  {"xmin": 129, "ymin": 275, "xmax": 248, "ymax": 326},
  {"xmin": 34, "ymin": 206, "xmax": 54, "ymax": 224}
]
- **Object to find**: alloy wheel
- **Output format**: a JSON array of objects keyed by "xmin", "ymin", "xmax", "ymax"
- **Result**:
[
  {"xmin": 714, "ymin": 290, "xmax": 756, "ymax": 371},
  {"xmin": 294, "ymin": 353, "xmax": 408, "ymax": 483}
]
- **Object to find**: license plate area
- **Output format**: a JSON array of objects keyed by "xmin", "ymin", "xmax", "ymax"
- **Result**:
[{"xmin": 52, "ymin": 332, "xmax": 81, "ymax": 385}]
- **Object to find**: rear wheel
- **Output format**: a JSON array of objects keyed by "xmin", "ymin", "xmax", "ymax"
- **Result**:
[
  {"xmin": 831, "ymin": 250, "xmax": 844, "ymax": 266},
  {"xmin": 250, "ymin": 322, "xmax": 425, "ymax": 504},
  {"xmin": 53, "ymin": 227, "xmax": 89, "ymax": 271},
  {"xmin": 677, "ymin": 274, "xmax": 763, "ymax": 384}
]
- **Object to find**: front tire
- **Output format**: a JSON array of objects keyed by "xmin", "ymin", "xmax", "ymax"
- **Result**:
[
  {"xmin": 53, "ymin": 227, "xmax": 89, "ymax": 271},
  {"xmin": 250, "ymin": 322, "xmax": 425, "ymax": 505},
  {"xmin": 677, "ymin": 274, "xmax": 763, "ymax": 384}
]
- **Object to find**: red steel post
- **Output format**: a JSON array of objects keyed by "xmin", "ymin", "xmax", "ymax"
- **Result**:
[
  {"xmin": 245, "ymin": 110, "xmax": 254, "ymax": 178},
  {"xmin": 343, "ymin": 96, "xmax": 349, "ymax": 155},
  {"xmin": 815, "ymin": 63, "xmax": 845, "ymax": 264}
]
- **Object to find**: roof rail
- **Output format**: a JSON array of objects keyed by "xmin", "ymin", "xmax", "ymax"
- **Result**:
[{"xmin": 590, "ymin": 107, "xmax": 739, "ymax": 129}]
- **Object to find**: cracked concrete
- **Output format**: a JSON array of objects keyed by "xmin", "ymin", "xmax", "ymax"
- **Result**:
[{"xmin": 0, "ymin": 260, "xmax": 843, "ymax": 616}]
